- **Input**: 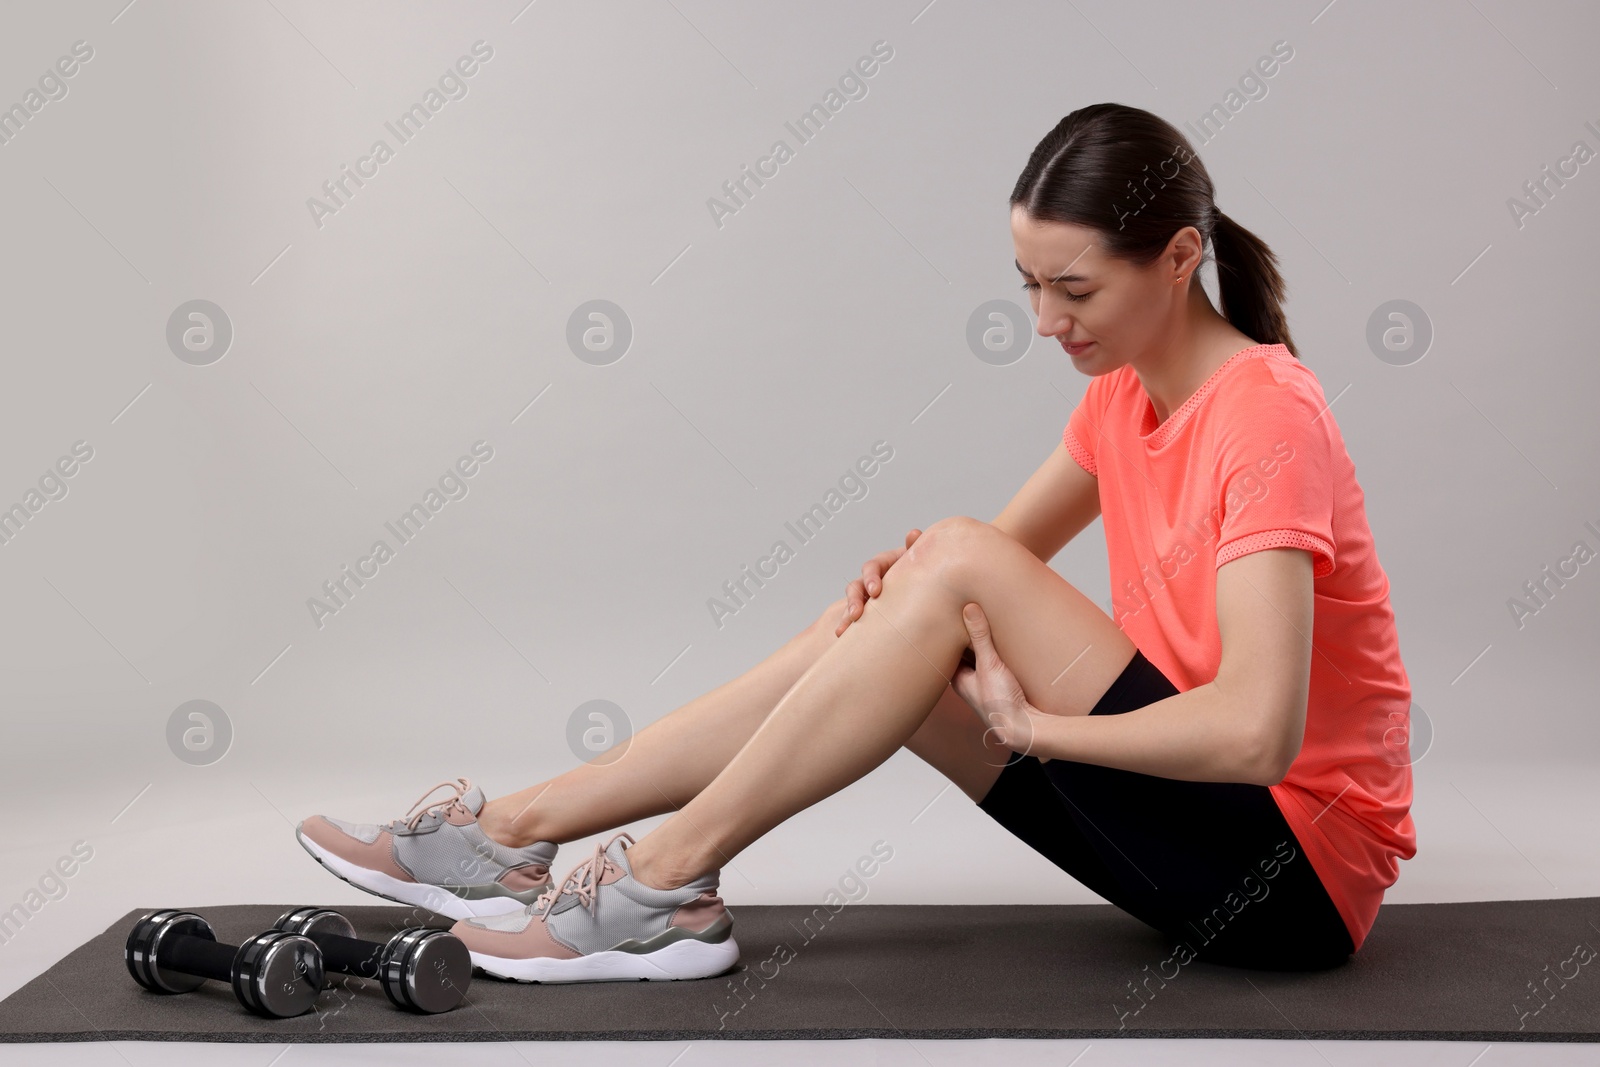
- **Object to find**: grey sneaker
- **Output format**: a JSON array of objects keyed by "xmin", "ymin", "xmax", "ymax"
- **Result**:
[
  {"xmin": 295, "ymin": 777, "xmax": 558, "ymax": 920},
  {"xmin": 450, "ymin": 831, "xmax": 739, "ymax": 982}
]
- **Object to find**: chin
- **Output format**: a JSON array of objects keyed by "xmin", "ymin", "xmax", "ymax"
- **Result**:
[{"xmin": 1078, "ymin": 344, "xmax": 1126, "ymax": 369}]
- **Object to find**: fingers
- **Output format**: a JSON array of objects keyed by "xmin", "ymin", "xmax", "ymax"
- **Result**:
[
  {"xmin": 961, "ymin": 603, "xmax": 992, "ymax": 654},
  {"xmin": 838, "ymin": 579, "xmax": 865, "ymax": 635},
  {"xmin": 892, "ymin": 529, "xmax": 921, "ymax": 575},
  {"xmin": 865, "ymin": 545, "xmax": 904, "ymax": 596},
  {"xmin": 949, "ymin": 661, "xmax": 976, "ymax": 712},
  {"xmin": 863, "ymin": 557, "xmax": 885, "ymax": 597},
  {"xmin": 839, "ymin": 535, "xmax": 923, "ymax": 637}
]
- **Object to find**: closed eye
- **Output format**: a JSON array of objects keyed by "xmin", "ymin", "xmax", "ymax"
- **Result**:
[{"xmin": 1021, "ymin": 280, "xmax": 1089, "ymax": 301}]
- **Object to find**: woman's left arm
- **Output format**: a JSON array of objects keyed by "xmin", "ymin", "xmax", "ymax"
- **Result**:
[{"xmin": 961, "ymin": 547, "xmax": 1314, "ymax": 786}]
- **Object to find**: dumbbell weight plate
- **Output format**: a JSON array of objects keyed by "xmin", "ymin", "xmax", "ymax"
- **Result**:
[
  {"xmin": 232, "ymin": 930, "xmax": 324, "ymax": 1018},
  {"xmin": 274, "ymin": 907, "xmax": 358, "ymax": 987},
  {"xmin": 276, "ymin": 906, "xmax": 356, "ymax": 942},
  {"xmin": 274, "ymin": 907, "xmax": 469, "ymax": 1013},
  {"xmin": 125, "ymin": 909, "xmax": 211, "ymax": 994},
  {"xmin": 381, "ymin": 927, "xmax": 471, "ymax": 1014}
]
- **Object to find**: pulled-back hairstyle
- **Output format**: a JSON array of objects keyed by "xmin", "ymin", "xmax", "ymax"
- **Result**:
[{"xmin": 1010, "ymin": 102, "xmax": 1298, "ymax": 358}]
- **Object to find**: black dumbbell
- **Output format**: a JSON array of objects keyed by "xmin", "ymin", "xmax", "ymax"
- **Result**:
[
  {"xmin": 272, "ymin": 906, "xmax": 471, "ymax": 1014},
  {"xmin": 125, "ymin": 909, "xmax": 324, "ymax": 1018}
]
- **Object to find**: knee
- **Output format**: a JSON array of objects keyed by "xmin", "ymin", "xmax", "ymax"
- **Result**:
[
  {"xmin": 895, "ymin": 515, "xmax": 989, "ymax": 583},
  {"xmin": 811, "ymin": 516, "xmax": 988, "ymax": 636},
  {"xmin": 913, "ymin": 515, "xmax": 988, "ymax": 554}
]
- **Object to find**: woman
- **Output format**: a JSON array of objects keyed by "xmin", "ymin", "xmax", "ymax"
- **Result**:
[{"xmin": 296, "ymin": 102, "xmax": 1416, "ymax": 980}]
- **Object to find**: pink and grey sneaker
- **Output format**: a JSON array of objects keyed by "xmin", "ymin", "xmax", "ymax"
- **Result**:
[
  {"xmin": 295, "ymin": 777, "xmax": 558, "ymax": 921},
  {"xmin": 450, "ymin": 831, "xmax": 739, "ymax": 983}
]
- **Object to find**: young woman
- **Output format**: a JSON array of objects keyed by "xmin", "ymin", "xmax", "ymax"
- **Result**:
[{"xmin": 296, "ymin": 102, "xmax": 1416, "ymax": 980}]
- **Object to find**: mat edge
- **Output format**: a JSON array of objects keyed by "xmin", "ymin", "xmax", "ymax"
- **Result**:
[{"xmin": 2, "ymin": 1028, "xmax": 1596, "ymax": 1044}]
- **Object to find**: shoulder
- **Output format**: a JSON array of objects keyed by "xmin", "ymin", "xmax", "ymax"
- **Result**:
[
  {"xmin": 1204, "ymin": 349, "xmax": 1338, "ymax": 475},
  {"xmin": 1216, "ymin": 346, "xmax": 1328, "ymax": 422}
]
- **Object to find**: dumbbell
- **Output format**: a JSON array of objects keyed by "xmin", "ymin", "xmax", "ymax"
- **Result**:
[
  {"xmin": 125, "ymin": 909, "xmax": 324, "ymax": 1018},
  {"xmin": 272, "ymin": 906, "xmax": 470, "ymax": 1014}
]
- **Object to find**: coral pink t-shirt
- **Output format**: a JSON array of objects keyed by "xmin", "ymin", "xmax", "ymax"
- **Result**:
[{"xmin": 1063, "ymin": 342, "xmax": 1416, "ymax": 952}]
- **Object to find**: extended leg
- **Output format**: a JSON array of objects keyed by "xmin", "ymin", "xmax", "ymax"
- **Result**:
[
  {"xmin": 480, "ymin": 589, "xmax": 1024, "ymax": 847},
  {"xmin": 478, "ymin": 610, "xmax": 832, "ymax": 847},
  {"xmin": 625, "ymin": 515, "xmax": 1136, "ymax": 889}
]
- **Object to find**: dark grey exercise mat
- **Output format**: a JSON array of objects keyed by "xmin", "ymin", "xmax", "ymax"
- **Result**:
[{"xmin": 1, "ymin": 899, "xmax": 1597, "ymax": 1042}]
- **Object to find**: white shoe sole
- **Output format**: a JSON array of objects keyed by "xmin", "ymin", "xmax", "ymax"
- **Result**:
[
  {"xmin": 471, "ymin": 936, "xmax": 742, "ymax": 983},
  {"xmin": 296, "ymin": 829, "xmax": 543, "ymax": 921}
]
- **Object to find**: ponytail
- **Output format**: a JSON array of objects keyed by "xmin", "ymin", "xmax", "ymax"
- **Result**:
[{"xmin": 1210, "ymin": 210, "xmax": 1298, "ymax": 358}]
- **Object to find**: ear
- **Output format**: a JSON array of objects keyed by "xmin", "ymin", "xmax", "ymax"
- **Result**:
[{"xmin": 1162, "ymin": 225, "xmax": 1206, "ymax": 283}]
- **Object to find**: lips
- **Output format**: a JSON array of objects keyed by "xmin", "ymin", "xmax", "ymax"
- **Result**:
[{"xmin": 1062, "ymin": 340, "xmax": 1095, "ymax": 354}]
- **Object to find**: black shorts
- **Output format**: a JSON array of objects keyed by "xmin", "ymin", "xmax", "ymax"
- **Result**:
[{"xmin": 976, "ymin": 648, "xmax": 1354, "ymax": 971}]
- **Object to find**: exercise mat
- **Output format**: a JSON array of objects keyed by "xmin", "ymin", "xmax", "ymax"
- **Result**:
[{"xmin": 1, "ymin": 898, "xmax": 1596, "ymax": 1042}]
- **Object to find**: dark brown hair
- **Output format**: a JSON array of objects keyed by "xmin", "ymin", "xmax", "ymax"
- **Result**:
[{"xmin": 1009, "ymin": 102, "xmax": 1298, "ymax": 358}]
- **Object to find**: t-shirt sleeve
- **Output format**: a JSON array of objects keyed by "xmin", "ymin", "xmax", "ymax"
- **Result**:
[
  {"xmin": 1212, "ymin": 376, "xmax": 1337, "ymax": 579},
  {"xmin": 1062, "ymin": 374, "xmax": 1108, "ymax": 477}
]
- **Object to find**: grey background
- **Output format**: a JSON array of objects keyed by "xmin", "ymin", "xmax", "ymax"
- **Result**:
[{"xmin": 2, "ymin": 0, "xmax": 1598, "ymax": 1027}]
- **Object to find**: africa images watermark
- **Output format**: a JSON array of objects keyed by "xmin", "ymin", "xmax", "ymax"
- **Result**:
[
  {"xmin": 1110, "ymin": 439, "xmax": 1297, "ymax": 626},
  {"xmin": 0, "ymin": 841, "xmax": 95, "ymax": 950},
  {"xmin": 707, "ymin": 40, "xmax": 895, "ymax": 230},
  {"xmin": 1512, "ymin": 925, "xmax": 1599, "ymax": 1031},
  {"xmin": 311, "ymin": 849, "xmax": 497, "ymax": 1030},
  {"xmin": 1113, "ymin": 40, "xmax": 1295, "ymax": 231},
  {"xmin": 707, "ymin": 439, "xmax": 896, "ymax": 630},
  {"xmin": 307, "ymin": 440, "xmax": 495, "ymax": 629},
  {"xmin": 1506, "ymin": 517, "xmax": 1600, "ymax": 630},
  {"xmin": 710, "ymin": 839, "xmax": 895, "ymax": 1029},
  {"xmin": 1111, "ymin": 139, "xmax": 1203, "ymax": 231},
  {"xmin": 0, "ymin": 440, "xmax": 95, "ymax": 549},
  {"xmin": 306, "ymin": 40, "xmax": 495, "ymax": 230},
  {"xmin": 1506, "ymin": 116, "xmax": 1600, "ymax": 231},
  {"xmin": 0, "ymin": 39, "xmax": 95, "ymax": 149},
  {"xmin": 1180, "ymin": 40, "xmax": 1294, "ymax": 149},
  {"xmin": 1112, "ymin": 838, "xmax": 1298, "ymax": 1030}
]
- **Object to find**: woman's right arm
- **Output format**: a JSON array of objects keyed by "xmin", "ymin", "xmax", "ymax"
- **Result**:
[{"xmin": 989, "ymin": 440, "xmax": 1101, "ymax": 563}]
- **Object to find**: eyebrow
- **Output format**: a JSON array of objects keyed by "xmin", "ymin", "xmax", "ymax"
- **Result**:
[{"xmin": 1014, "ymin": 259, "xmax": 1090, "ymax": 284}]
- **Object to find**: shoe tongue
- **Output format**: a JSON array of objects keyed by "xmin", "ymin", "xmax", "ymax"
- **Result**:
[
  {"xmin": 458, "ymin": 784, "xmax": 486, "ymax": 816},
  {"xmin": 604, "ymin": 837, "xmax": 632, "ymax": 873}
]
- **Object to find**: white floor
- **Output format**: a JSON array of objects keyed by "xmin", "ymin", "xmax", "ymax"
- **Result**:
[{"xmin": 1, "ymin": 754, "xmax": 1596, "ymax": 1065}]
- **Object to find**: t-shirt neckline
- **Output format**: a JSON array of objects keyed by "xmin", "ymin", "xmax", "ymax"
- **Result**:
[{"xmin": 1137, "ymin": 343, "xmax": 1286, "ymax": 448}]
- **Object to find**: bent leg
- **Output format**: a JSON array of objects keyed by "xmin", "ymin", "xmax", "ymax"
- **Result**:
[{"xmin": 625, "ymin": 515, "xmax": 1138, "ymax": 889}]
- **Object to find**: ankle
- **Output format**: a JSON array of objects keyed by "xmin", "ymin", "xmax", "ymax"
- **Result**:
[
  {"xmin": 477, "ymin": 796, "xmax": 546, "ymax": 849},
  {"xmin": 627, "ymin": 841, "xmax": 699, "ymax": 892}
]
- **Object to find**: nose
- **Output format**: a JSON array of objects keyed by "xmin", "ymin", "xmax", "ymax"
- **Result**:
[{"xmin": 1034, "ymin": 296, "xmax": 1072, "ymax": 338}]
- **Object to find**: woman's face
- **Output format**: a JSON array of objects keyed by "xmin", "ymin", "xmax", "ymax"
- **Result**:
[{"xmin": 1009, "ymin": 206, "xmax": 1191, "ymax": 375}]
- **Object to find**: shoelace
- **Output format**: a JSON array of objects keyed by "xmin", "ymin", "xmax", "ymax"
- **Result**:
[
  {"xmin": 385, "ymin": 777, "xmax": 474, "ymax": 833},
  {"xmin": 530, "ymin": 831, "xmax": 636, "ymax": 919}
]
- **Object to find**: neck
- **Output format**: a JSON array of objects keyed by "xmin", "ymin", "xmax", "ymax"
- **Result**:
[{"xmin": 1135, "ymin": 287, "xmax": 1256, "ymax": 425}]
